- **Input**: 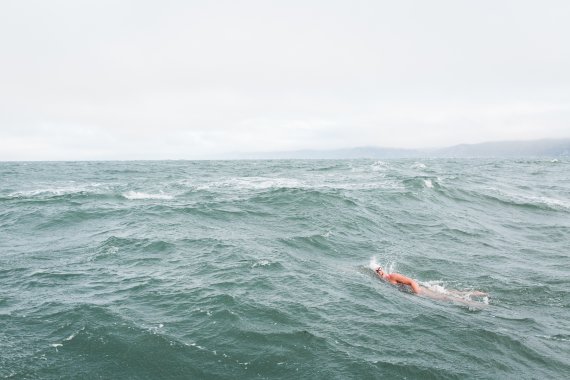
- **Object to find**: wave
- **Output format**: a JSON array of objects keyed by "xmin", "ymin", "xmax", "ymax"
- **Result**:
[
  {"xmin": 195, "ymin": 177, "xmax": 304, "ymax": 191},
  {"xmin": 309, "ymin": 163, "xmax": 347, "ymax": 172},
  {"xmin": 193, "ymin": 177, "xmax": 403, "ymax": 193},
  {"xmin": 401, "ymin": 176, "xmax": 442, "ymax": 191},
  {"xmin": 278, "ymin": 233, "xmax": 334, "ymax": 252},
  {"xmin": 516, "ymin": 194, "xmax": 570, "ymax": 211},
  {"xmin": 370, "ymin": 161, "xmax": 389, "ymax": 172},
  {"xmin": 537, "ymin": 334, "xmax": 570, "ymax": 342},
  {"xmin": 475, "ymin": 187, "xmax": 570, "ymax": 211},
  {"xmin": 35, "ymin": 208, "xmax": 120, "ymax": 230},
  {"xmin": 411, "ymin": 162, "xmax": 427, "ymax": 170},
  {"xmin": 34, "ymin": 304, "xmax": 219, "ymax": 379},
  {"xmin": 7, "ymin": 186, "xmax": 176, "ymax": 202},
  {"xmin": 6, "ymin": 183, "xmax": 107, "ymax": 199},
  {"xmin": 91, "ymin": 236, "xmax": 177, "ymax": 262},
  {"xmin": 250, "ymin": 259, "xmax": 283, "ymax": 269}
]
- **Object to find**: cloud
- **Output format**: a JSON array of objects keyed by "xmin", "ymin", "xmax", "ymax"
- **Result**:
[{"xmin": 1, "ymin": 0, "xmax": 569, "ymax": 160}]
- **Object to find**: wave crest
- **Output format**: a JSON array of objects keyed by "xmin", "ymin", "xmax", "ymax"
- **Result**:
[{"xmin": 122, "ymin": 191, "xmax": 173, "ymax": 200}]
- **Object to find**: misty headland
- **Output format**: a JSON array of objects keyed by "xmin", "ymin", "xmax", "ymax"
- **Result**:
[{"xmin": 233, "ymin": 138, "xmax": 570, "ymax": 160}]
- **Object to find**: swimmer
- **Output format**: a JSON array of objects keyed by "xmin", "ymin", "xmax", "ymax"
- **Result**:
[
  {"xmin": 375, "ymin": 266, "xmax": 421, "ymax": 294},
  {"xmin": 375, "ymin": 266, "xmax": 488, "ymax": 305}
]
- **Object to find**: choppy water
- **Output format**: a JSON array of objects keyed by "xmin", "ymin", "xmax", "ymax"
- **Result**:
[{"xmin": 1, "ymin": 159, "xmax": 569, "ymax": 379}]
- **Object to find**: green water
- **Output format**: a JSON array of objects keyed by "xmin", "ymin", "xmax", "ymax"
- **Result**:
[{"xmin": 1, "ymin": 159, "xmax": 569, "ymax": 379}]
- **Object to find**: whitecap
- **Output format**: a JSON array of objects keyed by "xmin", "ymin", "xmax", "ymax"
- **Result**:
[
  {"xmin": 486, "ymin": 187, "xmax": 570, "ymax": 210},
  {"xmin": 197, "ymin": 176, "xmax": 403, "ymax": 192},
  {"xmin": 370, "ymin": 161, "xmax": 389, "ymax": 172},
  {"xmin": 196, "ymin": 177, "xmax": 303, "ymax": 191},
  {"xmin": 314, "ymin": 181, "xmax": 404, "ymax": 191},
  {"xmin": 50, "ymin": 343, "xmax": 63, "ymax": 352},
  {"xmin": 537, "ymin": 334, "xmax": 570, "ymax": 342},
  {"xmin": 529, "ymin": 195, "xmax": 570, "ymax": 210},
  {"xmin": 122, "ymin": 191, "xmax": 173, "ymax": 200},
  {"xmin": 9, "ymin": 183, "xmax": 105, "ymax": 198},
  {"xmin": 186, "ymin": 342, "xmax": 207, "ymax": 351},
  {"xmin": 106, "ymin": 246, "xmax": 119, "ymax": 255},
  {"xmin": 423, "ymin": 179, "xmax": 434, "ymax": 188},
  {"xmin": 148, "ymin": 323, "xmax": 165, "ymax": 334},
  {"xmin": 64, "ymin": 326, "xmax": 85, "ymax": 341},
  {"xmin": 252, "ymin": 259, "xmax": 271, "ymax": 268}
]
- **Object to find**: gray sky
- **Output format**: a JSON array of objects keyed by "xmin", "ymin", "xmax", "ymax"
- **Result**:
[{"xmin": 1, "ymin": 0, "xmax": 569, "ymax": 160}]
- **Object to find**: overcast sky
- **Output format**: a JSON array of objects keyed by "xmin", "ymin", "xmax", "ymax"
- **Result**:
[{"xmin": 1, "ymin": 0, "xmax": 569, "ymax": 160}]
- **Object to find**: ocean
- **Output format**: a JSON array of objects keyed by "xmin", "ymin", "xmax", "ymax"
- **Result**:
[{"xmin": 1, "ymin": 159, "xmax": 569, "ymax": 379}]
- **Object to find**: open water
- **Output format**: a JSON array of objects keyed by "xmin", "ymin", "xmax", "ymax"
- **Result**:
[{"xmin": 1, "ymin": 159, "xmax": 569, "ymax": 379}]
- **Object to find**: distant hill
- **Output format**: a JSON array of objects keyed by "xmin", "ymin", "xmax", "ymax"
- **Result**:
[
  {"xmin": 235, "ymin": 139, "xmax": 570, "ymax": 159},
  {"xmin": 431, "ymin": 139, "xmax": 570, "ymax": 157}
]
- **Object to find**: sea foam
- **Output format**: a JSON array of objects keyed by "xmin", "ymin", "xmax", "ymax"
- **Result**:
[
  {"xmin": 8, "ymin": 183, "xmax": 104, "ymax": 198},
  {"xmin": 197, "ymin": 177, "xmax": 303, "ymax": 191},
  {"xmin": 122, "ymin": 191, "xmax": 173, "ymax": 200},
  {"xmin": 411, "ymin": 162, "xmax": 427, "ymax": 169}
]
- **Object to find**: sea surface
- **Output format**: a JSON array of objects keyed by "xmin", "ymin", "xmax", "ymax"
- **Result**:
[{"xmin": 1, "ymin": 159, "xmax": 569, "ymax": 379}]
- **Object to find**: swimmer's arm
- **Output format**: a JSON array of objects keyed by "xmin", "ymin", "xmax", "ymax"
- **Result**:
[
  {"xmin": 408, "ymin": 280, "xmax": 421, "ymax": 294},
  {"xmin": 391, "ymin": 274, "xmax": 421, "ymax": 294}
]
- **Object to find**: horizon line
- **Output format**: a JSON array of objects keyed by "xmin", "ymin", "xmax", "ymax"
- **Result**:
[{"xmin": 1, "ymin": 137, "xmax": 569, "ymax": 162}]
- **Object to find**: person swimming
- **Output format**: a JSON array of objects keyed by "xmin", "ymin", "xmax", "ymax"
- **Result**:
[
  {"xmin": 375, "ymin": 266, "xmax": 421, "ymax": 294},
  {"xmin": 374, "ymin": 265, "xmax": 488, "ymax": 305}
]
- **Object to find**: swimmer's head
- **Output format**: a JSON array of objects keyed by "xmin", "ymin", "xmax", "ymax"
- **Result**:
[{"xmin": 375, "ymin": 266, "xmax": 385, "ymax": 277}]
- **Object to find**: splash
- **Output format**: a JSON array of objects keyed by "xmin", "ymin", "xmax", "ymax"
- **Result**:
[
  {"xmin": 369, "ymin": 256, "xmax": 380, "ymax": 271},
  {"xmin": 369, "ymin": 257, "xmax": 395, "ymax": 273},
  {"xmin": 420, "ymin": 280, "xmax": 449, "ymax": 295},
  {"xmin": 420, "ymin": 281, "xmax": 489, "ymax": 305}
]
